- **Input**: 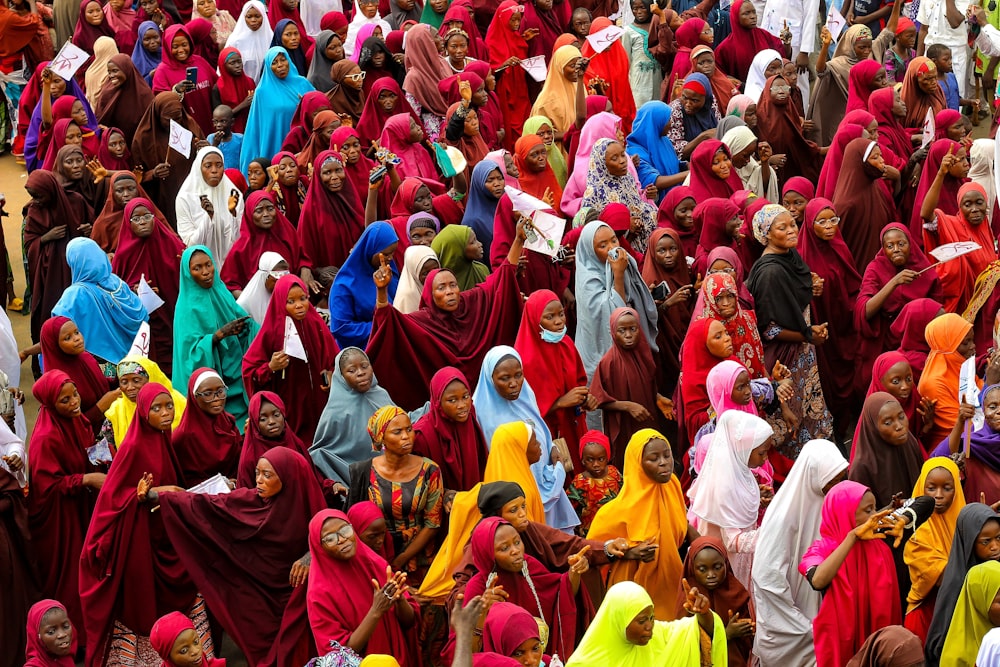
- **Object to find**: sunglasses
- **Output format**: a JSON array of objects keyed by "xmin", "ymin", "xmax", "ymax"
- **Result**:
[{"xmin": 345, "ymin": 71, "xmax": 366, "ymax": 82}]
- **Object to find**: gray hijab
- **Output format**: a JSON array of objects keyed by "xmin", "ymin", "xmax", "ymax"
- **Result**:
[
  {"xmin": 715, "ymin": 114, "xmax": 746, "ymax": 141},
  {"xmin": 573, "ymin": 221, "xmax": 658, "ymax": 379},
  {"xmin": 307, "ymin": 30, "xmax": 340, "ymax": 92}
]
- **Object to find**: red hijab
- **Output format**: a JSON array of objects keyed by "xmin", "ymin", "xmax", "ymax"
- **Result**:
[
  {"xmin": 688, "ymin": 140, "xmax": 745, "ymax": 202},
  {"xmin": 38, "ymin": 317, "xmax": 108, "ymax": 422},
  {"xmin": 845, "ymin": 60, "xmax": 885, "ymax": 113},
  {"xmin": 816, "ymin": 123, "xmax": 864, "ymax": 200},
  {"xmin": 347, "ymin": 500, "xmax": 394, "ymax": 561},
  {"xmin": 356, "ymin": 78, "xmax": 422, "ymax": 150},
  {"xmin": 892, "ymin": 298, "xmax": 944, "ymax": 377},
  {"xmin": 858, "ymin": 223, "xmax": 940, "ymax": 317},
  {"xmin": 934, "ymin": 109, "xmax": 964, "ymax": 141},
  {"xmin": 112, "ymin": 197, "xmax": 185, "ymax": 307},
  {"xmin": 297, "ymin": 149, "xmax": 365, "ymax": 270},
  {"xmin": 71, "ymin": 0, "xmax": 115, "ymax": 52},
  {"xmin": 580, "ymin": 17, "xmax": 637, "ymax": 132},
  {"xmin": 447, "ymin": 101, "xmax": 490, "ymax": 169},
  {"xmin": 150, "ymin": 612, "xmax": 226, "ymax": 666},
  {"xmin": 868, "ymin": 87, "xmax": 911, "ymax": 164},
  {"xmin": 656, "ymin": 186, "xmax": 698, "ymax": 257},
  {"xmin": 680, "ymin": 317, "xmax": 739, "ymax": 436},
  {"xmin": 866, "ymin": 351, "xmax": 921, "ymax": 426},
  {"xmin": 378, "ymin": 113, "xmax": 438, "ymax": 180},
  {"xmin": 514, "ymin": 132, "xmax": 562, "ymax": 208},
  {"xmin": 412, "ymin": 366, "xmax": 489, "ymax": 491},
  {"xmin": 306, "ymin": 509, "xmax": 417, "ymax": 659},
  {"xmin": 693, "ymin": 197, "xmax": 742, "ymax": 276},
  {"xmin": 236, "ymin": 390, "xmax": 317, "ymax": 488},
  {"xmin": 714, "ymin": 0, "xmax": 783, "ymax": 81},
  {"xmin": 910, "ymin": 139, "xmax": 967, "ymax": 237},
  {"xmin": 170, "ymin": 367, "xmax": 242, "ymax": 486},
  {"xmin": 220, "ymin": 190, "xmax": 301, "ymax": 290},
  {"xmin": 216, "ymin": 47, "xmax": 255, "ymax": 133},
  {"xmin": 668, "ymin": 18, "xmax": 707, "ymax": 85},
  {"xmin": 24, "ymin": 600, "xmax": 78, "ymax": 667}
]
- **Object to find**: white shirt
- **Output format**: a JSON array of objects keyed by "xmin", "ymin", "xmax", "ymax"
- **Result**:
[{"xmin": 917, "ymin": 0, "xmax": 971, "ymax": 46}]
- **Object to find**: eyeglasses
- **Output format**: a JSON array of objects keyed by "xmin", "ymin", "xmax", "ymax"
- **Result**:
[
  {"xmin": 194, "ymin": 386, "xmax": 228, "ymax": 400},
  {"xmin": 771, "ymin": 83, "xmax": 791, "ymax": 92},
  {"xmin": 707, "ymin": 266, "xmax": 736, "ymax": 276},
  {"xmin": 130, "ymin": 213, "xmax": 154, "ymax": 223},
  {"xmin": 321, "ymin": 524, "xmax": 355, "ymax": 545},
  {"xmin": 815, "ymin": 216, "xmax": 841, "ymax": 227},
  {"xmin": 268, "ymin": 269, "xmax": 290, "ymax": 280},
  {"xmin": 345, "ymin": 71, "xmax": 366, "ymax": 82}
]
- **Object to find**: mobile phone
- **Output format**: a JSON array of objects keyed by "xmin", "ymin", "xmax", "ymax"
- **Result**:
[
  {"xmin": 368, "ymin": 164, "xmax": 387, "ymax": 184},
  {"xmin": 650, "ymin": 281, "xmax": 670, "ymax": 301},
  {"xmin": 186, "ymin": 67, "xmax": 198, "ymax": 84}
]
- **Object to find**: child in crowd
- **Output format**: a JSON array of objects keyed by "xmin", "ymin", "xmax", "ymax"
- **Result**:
[
  {"xmin": 568, "ymin": 429, "xmax": 623, "ymax": 534},
  {"xmin": 210, "ymin": 105, "xmax": 244, "ymax": 169}
]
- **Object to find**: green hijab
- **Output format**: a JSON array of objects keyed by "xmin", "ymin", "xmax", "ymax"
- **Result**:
[
  {"xmin": 172, "ymin": 245, "xmax": 259, "ymax": 430},
  {"xmin": 524, "ymin": 115, "xmax": 568, "ymax": 187},
  {"xmin": 420, "ymin": 0, "xmax": 449, "ymax": 29},
  {"xmin": 430, "ymin": 225, "xmax": 489, "ymax": 291}
]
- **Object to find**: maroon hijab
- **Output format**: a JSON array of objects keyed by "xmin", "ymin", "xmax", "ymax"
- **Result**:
[
  {"xmin": 220, "ymin": 190, "xmax": 301, "ymax": 290},
  {"xmin": 71, "ymin": 0, "xmax": 115, "ymax": 52},
  {"xmin": 892, "ymin": 298, "xmax": 944, "ymax": 378},
  {"xmin": 159, "ymin": 446, "xmax": 325, "ymax": 666},
  {"xmin": 857, "ymin": 223, "xmax": 941, "ymax": 318},
  {"xmin": 95, "ymin": 54, "xmax": 155, "ymax": 138},
  {"xmin": 297, "ymin": 149, "xmax": 365, "ymax": 270},
  {"xmin": 909, "ymin": 139, "xmax": 967, "ymax": 235},
  {"xmin": 656, "ymin": 185, "xmax": 698, "ymax": 257},
  {"xmin": 412, "ymin": 366, "xmax": 488, "ymax": 492},
  {"xmin": 236, "ymin": 391, "xmax": 317, "ymax": 488},
  {"xmin": 39, "ymin": 316, "xmax": 109, "ymax": 428},
  {"xmin": 832, "ymin": 138, "xmax": 898, "ymax": 271},
  {"xmin": 112, "ymin": 197, "xmax": 185, "ymax": 306},
  {"xmin": 754, "ymin": 74, "xmax": 821, "ymax": 183},
  {"xmin": 171, "ymin": 367, "xmax": 242, "ymax": 486},
  {"xmin": 714, "ymin": 0, "xmax": 783, "ymax": 81},
  {"xmin": 815, "ymin": 124, "xmax": 864, "ymax": 200},
  {"xmin": 692, "ymin": 197, "xmax": 742, "ymax": 277},
  {"xmin": 79, "ymin": 382, "xmax": 195, "ymax": 667},
  {"xmin": 688, "ymin": 140, "xmax": 744, "ymax": 203}
]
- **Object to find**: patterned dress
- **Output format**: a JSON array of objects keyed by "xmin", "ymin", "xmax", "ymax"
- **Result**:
[{"xmin": 568, "ymin": 466, "xmax": 623, "ymax": 533}]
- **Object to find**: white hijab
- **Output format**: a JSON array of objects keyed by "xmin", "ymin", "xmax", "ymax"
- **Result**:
[
  {"xmin": 223, "ymin": 1, "xmax": 273, "ymax": 82},
  {"xmin": 345, "ymin": 0, "xmax": 388, "ymax": 57},
  {"xmin": 688, "ymin": 410, "xmax": 772, "ymax": 529},
  {"xmin": 722, "ymin": 124, "xmax": 780, "ymax": 203},
  {"xmin": 744, "ymin": 49, "xmax": 782, "ymax": 103},
  {"xmin": 0, "ymin": 418, "xmax": 26, "ymax": 488},
  {"xmin": 393, "ymin": 245, "xmax": 438, "ymax": 314},
  {"xmin": 969, "ymin": 138, "xmax": 997, "ymax": 214},
  {"xmin": 751, "ymin": 438, "xmax": 848, "ymax": 666},
  {"xmin": 237, "ymin": 251, "xmax": 287, "ymax": 324},
  {"xmin": 301, "ymin": 0, "xmax": 344, "ymax": 37},
  {"xmin": 0, "ymin": 308, "xmax": 24, "ymax": 439},
  {"xmin": 175, "ymin": 146, "xmax": 244, "ymax": 267}
]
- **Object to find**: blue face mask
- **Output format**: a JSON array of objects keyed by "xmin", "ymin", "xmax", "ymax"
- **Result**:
[{"xmin": 540, "ymin": 326, "xmax": 567, "ymax": 343}]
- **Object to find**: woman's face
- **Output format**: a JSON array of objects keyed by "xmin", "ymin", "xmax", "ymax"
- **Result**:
[
  {"xmin": 691, "ymin": 547, "xmax": 726, "ymax": 591},
  {"xmin": 143, "ymin": 28, "xmax": 161, "ymax": 53},
  {"xmin": 782, "ymin": 191, "xmax": 807, "ymax": 223},
  {"xmin": 60, "ymin": 151, "xmax": 85, "ymax": 181},
  {"xmin": 147, "ymin": 392, "xmax": 175, "ymax": 431},
  {"xmin": 738, "ymin": 0, "xmax": 756, "ymax": 27},
  {"xmin": 358, "ymin": 516, "xmax": 387, "ymax": 553},
  {"xmin": 248, "ymin": 161, "xmax": 268, "ymax": 189},
  {"xmin": 171, "ymin": 34, "xmax": 191, "ymax": 62},
  {"xmin": 54, "ymin": 382, "xmax": 82, "ymax": 419},
  {"xmin": 962, "ymin": 188, "xmax": 988, "ymax": 226},
  {"xmin": 976, "ymin": 519, "xmax": 1000, "ymax": 561},
  {"xmin": 106, "ymin": 61, "xmax": 126, "ymax": 89},
  {"xmin": 747, "ymin": 438, "xmax": 772, "ymax": 468},
  {"xmin": 654, "ymin": 234, "xmax": 679, "ymax": 271},
  {"xmin": 918, "ymin": 69, "xmax": 939, "ymax": 94},
  {"xmin": 892, "ymin": 88, "xmax": 907, "ymax": 118},
  {"xmin": 196, "ymin": 0, "xmax": 217, "ymax": 17},
  {"xmin": 255, "ymin": 457, "xmax": 283, "ymax": 498},
  {"xmin": 464, "ymin": 230, "xmax": 484, "ymax": 260},
  {"xmin": 493, "ymin": 524, "xmax": 525, "ymax": 572},
  {"xmin": 875, "ymin": 400, "xmax": 909, "ymax": 446},
  {"xmin": 985, "ymin": 388, "xmax": 1000, "ymax": 433},
  {"xmin": 64, "ymin": 124, "xmax": 83, "ymax": 146},
  {"xmin": 872, "ymin": 67, "xmax": 888, "ymax": 89},
  {"xmin": 463, "ymin": 108, "xmax": 480, "ymax": 137},
  {"xmin": 245, "ymin": 6, "xmax": 263, "ymax": 29},
  {"xmin": 680, "ymin": 88, "xmax": 706, "ymax": 116},
  {"xmin": 562, "ymin": 57, "xmax": 581, "ymax": 82},
  {"xmin": 484, "ymin": 168, "xmax": 506, "ymax": 198},
  {"xmin": 958, "ymin": 328, "xmax": 977, "ymax": 359},
  {"xmin": 509, "ymin": 638, "xmax": 543, "ymax": 667},
  {"xmin": 539, "ymin": 299, "xmax": 566, "ymax": 333},
  {"xmin": 769, "ymin": 76, "xmax": 790, "ymax": 104},
  {"xmin": 439, "ymin": 379, "xmax": 471, "ymax": 422},
  {"xmin": 525, "ymin": 430, "xmax": 542, "ymax": 463},
  {"xmin": 408, "ymin": 117, "xmax": 425, "ymax": 143},
  {"xmin": 193, "ymin": 375, "xmax": 227, "ymax": 415},
  {"xmin": 325, "ymin": 34, "xmax": 345, "ymax": 62},
  {"xmin": 278, "ymin": 156, "xmax": 299, "ymax": 185},
  {"xmin": 604, "ymin": 142, "xmax": 629, "ymax": 177},
  {"xmin": 129, "ymin": 204, "xmax": 155, "ymax": 238},
  {"xmin": 672, "ymin": 197, "xmax": 696, "ymax": 229},
  {"xmin": 224, "ymin": 52, "xmax": 244, "ymax": 77},
  {"xmin": 70, "ymin": 100, "xmax": 88, "ymax": 126},
  {"xmin": 592, "ymin": 225, "xmax": 621, "ymax": 264},
  {"xmin": 706, "ymin": 320, "xmax": 733, "ymax": 358},
  {"xmin": 381, "ymin": 413, "xmax": 414, "ymax": 456},
  {"xmin": 693, "ymin": 52, "xmax": 716, "ymax": 77},
  {"xmin": 730, "ymin": 142, "xmax": 757, "ymax": 169},
  {"xmin": 119, "ymin": 372, "xmax": 148, "ymax": 402},
  {"xmin": 407, "ymin": 220, "xmax": 435, "ymax": 246},
  {"xmin": 898, "ymin": 26, "xmax": 917, "ymax": 49},
  {"xmin": 699, "ymin": 22, "xmax": 714, "ymax": 42},
  {"xmin": 525, "ymin": 143, "xmax": 548, "ymax": 173},
  {"xmin": 342, "ymin": 64, "xmax": 364, "ymax": 90},
  {"xmin": 498, "ymin": 495, "xmax": 530, "ymax": 531},
  {"xmin": 853, "ymin": 37, "xmax": 873, "ymax": 60},
  {"xmin": 923, "ymin": 466, "xmax": 956, "ymax": 515},
  {"xmin": 713, "ymin": 290, "xmax": 737, "ymax": 319},
  {"xmin": 320, "ymin": 158, "xmax": 346, "ymax": 193},
  {"xmin": 107, "ymin": 132, "xmax": 127, "ymax": 158},
  {"xmin": 38, "ymin": 608, "xmax": 74, "ymax": 657},
  {"xmin": 84, "ymin": 1, "xmax": 103, "ymax": 24},
  {"xmin": 731, "ymin": 370, "xmax": 751, "ymax": 404},
  {"xmin": 709, "ymin": 149, "xmax": 732, "ymax": 181},
  {"xmin": 201, "ymin": 152, "xmax": 225, "ymax": 187},
  {"xmin": 626, "ymin": 605, "xmax": 655, "ymax": 646},
  {"xmin": 271, "ymin": 53, "xmax": 290, "ymax": 79},
  {"xmin": 534, "ymin": 123, "xmax": 554, "ymax": 147},
  {"xmin": 854, "ymin": 490, "xmax": 877, "ymax": 527},
  {"xmin": 491, "ymin": 356, "xmax": 524, "ymax": 401},
  {"xmin": 377, "ymin": 89, "xmax": 399, "ymax": 113},
  {"xmin": 949, "ymin": 148, "xmax": 970, "ymax": 178},
  {"xmin": 417, "ymin": 257, "xmax": 439, "ymax": 281},
  {"xmin": 811, "ymin": 207, "xmax": 839, "ymax": 242},
  {"xmin": 431, "ymin": 270, "xmax": 461, "ymax": 311},
  {"xmin": 339, "ymin": 135, "xmax": 362, "ymax": 165},
  {"xmin": 285, "ymin": 285, "xmax": 309, "ymax": 321},
  {"xmin": 743, "ymin": 103, "xmax": 758, "ymax": 128},
  {"xmin": 189, "ymin": 250, "xmax": 215, "ymax": 289},
  {"xmin": 359, "ymin": 0, "xmax": 377, "ymax": 18},
  {"xmin": 880, "ymin": 361, "xmax": 913, "ymax": 404},
  {"xmin": 765, "ymin": 212, "xmax": 798, "ymax": 250},
  {"xmin": 866, "ymin": 144, "xmax": 886, "ymax": 173},
  {"xmin": 282, "ymin": 23, "xmax": 301, "ymax": 51},
  {"xmin": 256, "ymin": 400, "xmax": 286, "ymax": 439},
  {"xmin": 882, "ymin": 229, "xmax": 910, "ymax": 268},
  {"xmin": 613, "ymin": 312, "xmax": 640, "ymax": 350},
  {"xmin": 57, "ymin": 320, "xmax": 85, "ymax": 355},
  {"xmin": 321, "ymin": 517, "xmax": 357, "ymax": 559},
  {"xmin": 640, "ymin": 438, "xmax": 673, "ymax": 483},
  {"xmin": 446, "ymin": 34, "xmax": 469, "ymax": 62}
]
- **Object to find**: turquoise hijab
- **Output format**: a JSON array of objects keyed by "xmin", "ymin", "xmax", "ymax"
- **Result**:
[
  {"xmin": 172, "ymin": 245, "xmax": 259, "ymax": 429},
  {"xmin": 239, "ymin": 46, "xmax": 316, "ymax": 172}
]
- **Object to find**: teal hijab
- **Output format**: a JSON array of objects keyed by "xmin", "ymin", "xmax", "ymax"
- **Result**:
[{"xmin": 172, "ymin": 245, "xmax": 260, "ymax": 430}]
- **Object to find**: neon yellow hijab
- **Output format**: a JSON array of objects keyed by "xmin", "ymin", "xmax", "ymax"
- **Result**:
[
  {"xmin": 105, "ymin": 355, "xmax": 186, "ymax": 444},
  {"xmin": 940, "ymin": 560, "xmax": 1000, "ymax": 667}
]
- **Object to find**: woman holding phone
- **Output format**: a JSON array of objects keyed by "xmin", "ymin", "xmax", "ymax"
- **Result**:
[{"xmin": 152, "ymin": 24, "xmax": 219, "ymax": 134}]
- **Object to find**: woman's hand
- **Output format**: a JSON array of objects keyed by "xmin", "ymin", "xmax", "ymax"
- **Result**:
[
  {"xmin": 853, "ymin": 509, "xmax": 893, "ymax": 541},
  {"xmin": 373, "ymin": 253, "xmax": 392, "ymax": 290},
  {"xmin": 481, "ymin": 584, "xmax": 509, "ymax": 614},
  {"xmin": 215, "ymin": 316, "xmax": 249, "ymax": 342},
  {"xmin": 938, "ymin": 144, "xmax": 957, "ymax": 175},
  {"xmin": 268, "ymin": 351, "xmax": 290, "ymax": 372},
  {"xmin": 726, "ymin": 611, "xmax": 755, "ymax": 639},
  {"xmin": 504, "ymin": 56, "xmax": 521, "ymax": 67},
  {"xmin": 40, "ymin": 225, "xmax": 67, "ymax": 243},
  {"xmin": 137, "ymin": 472, "xmax": 154, "ymax": 502},
  {"xmin": 199, "ymin": 195, "xmax": 215, "ymax": 218},
  {"xmin": 86, "ymin": 158, "xmax": 108, "ymax": 183},
  {"xmin": 83, "ymin": 472, "xmax": 107, "ymax": 490},
  {"xmin": 771, "ymin": 360, "xmax": 791, "ymax": 382},
  {"xmin": 289, "ymin": 554, "xmax": 310, "ymax": 587},
  {"xmin": 609, "ymin": 247, "xmax": 629, "ymax": 277},
  {"xmin": 917, "ymin": 397, "xmax": 937, "ymax": 434},
  {"xmin": 656, "ymin": 394, "xmax": 675, "ymax": 420},
  {"xmin": 623, "ymin": 401, "xmax": 652, "ymax": 421},
  {"xmin": 173, "ymin": 80, "xmax": 195, "ymax": 94},
  {"xmin": 810, "ymin": 323, "xmax": 828, "ymax": 345},
  {"xmin": 458, "ymin": 79, "xmax": 472, "ymax": 103},
  {"xmin": 681, "ymin": 578, "xmax": 710, "ymax": 615},
  {"xmin": 228, "ymin": 189, "xmax": 240, "ymax": 216},
  {"xmin": 97, "ymin": 388, "xmax": 123, "ymax": 412},
  {"xmin": 555, "ymin": 386, "xmax": 589, "ymax": 410},
  {"xmin": 567, "ymin": 545, "xmax": 590, "ymax": 580},
  {"xmin": 2, "ymin": 453, "xmax": 22, "ymax": 472},
  {"xmin": 820, "ymin": 26, "xmax": 833, "ymax": 47},
  {"xmin": 890, "ymin": 269, "xmax": 919, "ymax": 287},
  {"xmin": 810, "ymin": 272, "xmax": 824, "ymax": 297},
  {"xmin": 522, "ymin": 27, "xmax": 540, "ymax": 40},
  {"xmin": 152, "ymin": 162, "xmax": 171, "ymax": 179},
  {"xmin": 956, "ymin": 401, "xmax": 976, "ymax": 426},
  {"xmin": 665, "ymin": 284, "xmax": 692, "ymax": 308}
]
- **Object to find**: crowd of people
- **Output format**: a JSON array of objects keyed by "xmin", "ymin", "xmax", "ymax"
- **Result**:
[{"xmin": 6, "ymin": 0, "xmax": 1000, "ymax": 663}]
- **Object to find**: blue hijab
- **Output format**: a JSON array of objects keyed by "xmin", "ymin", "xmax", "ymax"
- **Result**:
[
  {"xmin": 461, "ymin": 161, "xmax": 503, "ymax": 260},
  {"xmin": 680, "ymin": 72, "xmax": 718, "ymax": 141},
  {"xmin": 472, "ymin": 345, "xmax": 579, "ymax": 532},
  {"xmin": 328, "ymin": 221, "xmax": 400, "ymax": 349},
  {"xmin": 51, "ymin": 238, "xmax": 148, "ymax": 364},
  {"xmin": 239, "ymin": 46, "xmax": 315, "ymax": 172},
  {"xmin": 131, "ymin": 20, "xmax": 162, "ymax": 84},
  {"xmin": 626, "ymin": 101, "xmax": 681, "ymax": 196}
]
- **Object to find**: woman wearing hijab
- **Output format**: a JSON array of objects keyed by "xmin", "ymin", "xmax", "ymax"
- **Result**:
[
  {"xmin": 79, "ymin": 382, "xmax": 198, "ymax": 667},
  {"xmin": 521, "ymin": 118, "xmax": 565, "ymax": 189},
  {"xmin": 891, "ymin": 298, "xmax": 945, "ymax": 387},
  {"xmin": 473, "ymin": 348, "xmax": 578, "ymax": 531},
  {"xmin": 814, "ymin": 119, "xmax": 866, "ymax": 202},
  {"xmin": 799, "ymin": 480, "xmax": 902, "ymax": 667},
  {"xmin": 237, "ymin": 252, "xmax": 287, "ymax": 324},
  {"xmin": 456, "ymin": 161, "xmax": 503, "ymax": 260},
  {"xmin": 378, "ymin": 113, "xmax": 439, "ymax": 181},
  {"xmin": 625, "ymin": 101, "xmax": 683, "ymax": 203},
  {"xmin": 394, "ymin": 245, "xmax": 439, "ymax": 314},
  {"xmin": 746, "ymin": 204, "xmax": 834, "ymax": 451},
  {"xmin": 95, "ymin": 55, "xmax": 155, "ymax": 139},
  {"xmin": 27, "ymin": 370, "xmax": 104, "ymax": 647},
  {"xmin": 751, "ymin": 439, "xmax": 849, "ymax": 665},
  {"xmin": 239, "ymin": 46, "xmax": 315, "ymax": 173},
  {"xmin": 357, "ymin": 79, "xmax": 421, "ymax": 150},
  {"xmin": 23, "ymin": 599, "xmax": 80, "ymax": 667},
  {"xmin": 666, "ymin": 72, "xmax": 719, "ymax": 160},
  {"xmin": 329, "ymin": 222, "xmax": 399, "ymax": 349},
  {"xmin": 412, "ymin": 367, "xmax": 488, "ymax": 492},
  {"xmin": 579, "ymin": 17, "xmax": 636, "ymax": 131},
  {"xmin": 934, "ymin": 384, "xmax": 1000, "ymax": 504},
  {"xmin": 243, "ymin": 275, "xmax": 338, "ymax": 442},
  {"xmin": 832, "ymin": 137, "xmax": 899, "ymax": 268},
  {"xmin": 176, "ymin": 146, "xmax": 244, "ymax": 266},
  {"xmin": 483, "ymin": 0, "xmax": 531, "ymax": 149},
  {"xmin": 325, "ymin": 60, "xmax": 367, "ymax": 125},
  {"xmin": 223, "ymin": 1, "xmax": 272, "ymax": 82},
  {"xmin": 431, "ymin": 225, "xmax": 488, "ymax": 292},
  {"xmin": 400, "ymin": 25, "xmax": 451, "ymax": 141},
  {"xmin": 903, "ymin": 457, "xmax": 965, "ymax": 641},
  {"xmin": 721, "ymin": 123, "xmax": 778, "ymax": 203},
  {"xmin": 307, "ymin": 30, "xmax": 342, "ymax": 90},
  {"xmin": 641, "ymin": 228, "xmax": 692, "ymax": 394},
  {"xmin": 235, "ymin": 391, "xmax": 317, "ymax": 490},
  {"xmin": 918, "ymin": 313, "xmax": 978, "ymax": 445},
  {"xmin": 72, "ymin": 0, "xmax": 116, "ymax": 53},
  {"xmin": 297, "ymin": 150, "xmax": 366, "ymax": 277},
  {"xmin": 173, "ymin": 245, "xmax": 258, "ymax": 427},
  {"xmin": 214, "ymin": 48, "xmax": 255, "ymax": 132},
  {"xmin": 579, "ymin": 140, "xmax": 657, "ymax": 253},
  {"xmin": 103, "ymin": 355, "xmax": 186, "ymax": 449},
  {"xmin": 656, "ymin": 186, "xmax": 697, "ymax": 257},
  {"xmin": 849, "ymin": 392, "xmax": 924, "ymax": 508},
  {"xmin": 869, "ymin": 86, "xmax": 916, "ymax": 178},
  {"xmin": 307, "ymin": 508, "xmax": 419, "ymax": 663},
  {"xmin": 132, "ymin": 21, "xmax": 164, "ymax": 84},
  {"xmin": 901, "ymin": 56, "xmax": 947, "ymax": 129},
  {"xmin": 84, "ymin": 37, "xmax": 119, "ymax": 109},
  {"xmin": 220, "ymin": 190, "xmax": 303, "ymax": 292},
  {"xmin": 715, "ymin": 0, "xmax": 784, "ymax": 82},
  {"xmin": 799, "ymin": 198, "xmax": 862, "ymax": 432},
  {"xmin": 691, "ymin": 197, "xmax": 743, "ymax": 277},
  {"xmin": 170, "ymin": 367, "xmax": 241, "ymax": 486},
  {"xmin": 153, "ymin": 447, "xmax": 324, "ymax": 665},
  {"xmin": 359, "ymin": 35, "xmax": 405, "ymax": 93},
  {"xmin": 152, "ymin": 25, "xmax": 218, "ymax": 133},
  {"xmin": 530, "ymin": 44, "xmax": 584, "ymax": 141},
  {"xmin": 130, "ymin": 91, "xmax": 206, "ymax": 224},
  {"xmin": 754, "ymin": 74, "xmax": 823, "ymax": 183},
  {"xmin": 561, "ymin": 109, "xmax": 639, "ymax": 217},
  {"xmin": 940, "ymin": 560, "xmax": 1000, "ymax": 665},
  {"xmin": 845, "ymin": 60, "xmax": 887, "ymax": 113}
]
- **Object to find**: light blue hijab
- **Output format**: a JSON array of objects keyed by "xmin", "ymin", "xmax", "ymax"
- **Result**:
[
  {"xmin": 239, "ymin": 46, "xmax": 316, "ymax": 172},
  {"xmin": 52, "ymin": 238, "xmax": 148, "ymax": 364},
  {"xmin": 472, "ymin": 346, "xmax": 579, "ymax": 532}
]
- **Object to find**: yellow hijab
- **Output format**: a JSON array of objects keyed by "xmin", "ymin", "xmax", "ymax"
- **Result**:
[
  {"xmin": 940, "ymin": 560, "xmax": 1000, "ymax": 667},
  {"xmin": 587, "ymin": 429, "xmax": 688, "ymax": 620},
  {"xmin": 105, "ymin": 355, "xmax": 187, "ymax": 444},
  {"xmin": 565, "ymin": 581, "xmax": 726, "ymax": 667},
  {"xmin": 529, "ymin": 45, "xmax": 583, "ymax": 135},
  {"xmin": 904, "ymin": 457, "xmax": 966, "ymax": 612},
  {"xmin": 419, "ymin": 421, "xmax": 545, "ymax": 599}
]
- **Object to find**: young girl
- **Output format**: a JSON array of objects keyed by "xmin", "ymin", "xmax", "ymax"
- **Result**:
[
  {"xmin": 678, "ymin": 537, "xmax": 754, "ymax": 667},
  {"xmin": 799, "ymin": 480, "xmax": 901, "ymax": 667},
  {"xmin": 590, "ymin": 307, "xmax": 672, "ymax": 467},
  {"xmin": 568, "ymin": 430, "xmax": 622, "ymax": 535},
  {"xmin": 24, "ymin": 600, "xmax": 77, "ymax": 667},
  {"xmin": 150, "ymin": 611, "xmax": 225, "ymax": 666}
]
